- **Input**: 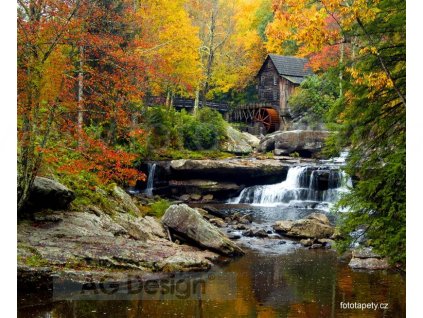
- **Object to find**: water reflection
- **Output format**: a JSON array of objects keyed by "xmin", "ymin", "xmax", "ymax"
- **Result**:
[{"xmin": 18, "ymin": 249, "xmax": 405, "ymax": 318}]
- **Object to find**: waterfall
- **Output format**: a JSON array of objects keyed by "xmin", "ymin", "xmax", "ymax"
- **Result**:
[
  {"xmin": 228, "ymin": 166, "xmax": 351, "ymax": 207},
  {"xmin": 144, "ymin": 163, "xmax": 156, "ymax": 196},
  {"xmin": 229, "ymin": 166, "xmax": 307, "ymax": 205},
  {"xmin": 322, "ymin": 171, "xmax": 352, "ymax": 202}
]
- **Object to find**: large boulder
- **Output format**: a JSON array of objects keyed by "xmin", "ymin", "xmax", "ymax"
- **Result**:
[
  {"xmin": 273, "ymin": 213, "xmax": 334, "ymax": 239},
  {"xmin": 273, "ymin": 220, "xmax": 294, "ymax": 232},
  {"xmin": 170, "ymin": 158, "xmax": 289, "ymax": 185},
  {"xmin": 28, "ymin": 177, "xmax": 75, "ymax": 210},
  {"xmin": 162, "ymin": 204, "xmax": 244, "ymax": 256},
  {"xmin": 348, "ymin": 247, "xmax": 390, "ymax": 270},
  {"xmin": 259, "ymin": 130, "xmax": 330, "ymax": 157},
  {"xmin": 306, "ymin": 212, "xmax": 331, "ymax": 225},
  {"xmin": 112, "ymin": 185, "xmax": 140, "ymax": 214},
  {"xmin": 242, "ymin": 132, "xmax": 260, "ymax": 148},
  {"xmin": 221, "ymin": 126, "xmax": 253, "ymax": 154},
  {"xmin": 114, "ymin": 213, "xmax": 166, "ymax": 241}
]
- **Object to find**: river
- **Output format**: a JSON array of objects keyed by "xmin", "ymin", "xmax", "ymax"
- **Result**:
[
  {"xmin": 18, "ymin": 162, "xmax": 406, "ymax": 317},
  {"xmin": 18, "ymin": 249, "xmax": 406, "ymax": 317},
  {"xmin": 18, "ymin": 206, "xmax": 405, "ymax": 318}
]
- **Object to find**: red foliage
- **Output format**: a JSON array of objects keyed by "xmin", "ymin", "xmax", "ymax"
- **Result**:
[{"xmin": 57, "ymin": 129, "xmax": 145, "ymax": 186}]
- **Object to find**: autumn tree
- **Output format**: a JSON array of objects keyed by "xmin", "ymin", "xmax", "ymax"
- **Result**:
[
  {"xmin": 17, "ymin": 0, "xmax": 146, "ymax": 211},
  {"xmin": 186, "ymin": 0, "xmax": 269, "ymax": 106},
  {"xmin": 209, "ymin": 0, "xmax": 268, "ymax": 96},
  {"xmin": 17, "ymin": 0, "xmax": 82, "ymax": 211},
  {"xmin": 134, "ymin": 0, "xmax": 202, "ymax": 105}
]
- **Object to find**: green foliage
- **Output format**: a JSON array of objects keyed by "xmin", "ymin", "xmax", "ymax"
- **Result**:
[
  {"xmin": 335, "ymin": 148, "xmax": 406, "ymax": 265},
  {"xmin": 148, "ymin": 199, "xmax": 171, "ymax": 218},
  {"xmin": 265, "ymin": 151, "xmax": 274, "ymax": 158},
  {"xmin": 23, "ymin": 254, "xmax": 49, "ymax": 267},
  {"xmin": 57, "ymin": 172, "xmax": 116, "ymax": 213},
  {"xmin": 18, "ymin": 244, "xmax": 49, "ymax": 267},
  {"xmin": 289, "ymin": 74, "xmax": 339, "ymax": 129},
  {"xmin": 211, "ymin": 83, "xmax": 258, "ymax": 107},
  {"xmin": 230, "ymin": 122, "xmax": 249, "ymax": 132},
  {"xmin": 145, "ymin": 106, "xmax": 184, "ymax": 150},
  {"xmin": 255, "ymin": 0, "xmax": 273, "ymax": 41},
  {"xmin": 141, "ymin": 106, "xmax": 228, "ymax": 156},
  {"xmin": 151, "ymin": 149, "xmax": 234, "ymax": 160},
  {"xmin": 182, "ymin": 107, "xmax": 227, "ymax": 150}
]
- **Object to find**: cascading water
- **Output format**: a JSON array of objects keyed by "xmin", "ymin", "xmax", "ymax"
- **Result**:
[
  {"xmin": 228, "ymin": 165, "xmax": 351, "ymax": 207},
  {"xmin": 144, "ymin": 163, "xmax": 156, "ymax": 196},
  {"xmin": 229, "ymin": 166, "xmax": 307, "ymax": 205}
]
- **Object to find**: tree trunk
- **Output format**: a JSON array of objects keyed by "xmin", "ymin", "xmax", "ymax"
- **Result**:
[
  {"xmin": 201, "ymin": 1, "xmax": 217, "ymax": 106},
  {"xmin": 170, "ymin": 90, "xmax": 174, "ymax": 108},
  {"xmin": 165, "ymin": 89, "xmax": 170, "ymax": 107},
  {"xmin": 194, "ymin": 87, "xmax": 200, "ymax": 114},
  {"xmin": 77, "ymin": 45, "xmax": 84, "ymax": 145},
  {"xmin": 339, "ymin": 42, "xmax": 344, "ymax": 97}
]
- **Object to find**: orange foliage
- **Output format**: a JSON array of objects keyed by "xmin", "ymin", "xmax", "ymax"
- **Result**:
[{"xmin": 57, "ymin": 132, "xmax": 145, "ymax": 187}]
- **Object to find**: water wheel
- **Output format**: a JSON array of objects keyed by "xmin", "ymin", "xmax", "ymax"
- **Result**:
[{"xmin": 254, "ymin": 107, "xmax": 280, "ymax": 133}]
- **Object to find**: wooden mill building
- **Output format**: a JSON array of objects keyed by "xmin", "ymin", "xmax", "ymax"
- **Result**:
[{"xmin": 231, "ymin": 54, "xmax": 313, "ymax": 133}]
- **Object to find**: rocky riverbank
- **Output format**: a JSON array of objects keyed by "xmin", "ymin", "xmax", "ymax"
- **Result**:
[
  {"xmin": 18, "ymin": 157, "xmax": 390, "ymax": 288},
  {"xmin": 17, "ymin": 178, "xmax": 244, "ymax": 285}
]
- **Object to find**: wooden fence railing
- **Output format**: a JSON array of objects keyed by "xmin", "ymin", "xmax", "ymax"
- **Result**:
[{"xmin": 145, "ymin": 96, "xmax": 229, "ymax": 112}]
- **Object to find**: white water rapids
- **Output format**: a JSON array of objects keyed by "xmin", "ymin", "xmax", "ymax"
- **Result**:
[{"xmin": 228, "ymin": 165, "xmax": 352, "ymax": 208}]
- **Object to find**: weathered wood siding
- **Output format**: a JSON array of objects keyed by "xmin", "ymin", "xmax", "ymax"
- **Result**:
[
  {"xmin": 279, "ymin": 77, "xmax": 297, "ymax": 115},
  {"xmin": 257, "ymin": 59, "xmax": 280, "ymax": 110},
  {"xmin": 257, "ymin": 58, "xmax": 298, "ymax": 115}
]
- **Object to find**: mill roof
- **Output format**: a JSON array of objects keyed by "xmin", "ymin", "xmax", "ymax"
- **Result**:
[{"xmin": 258, "ymin": 54, "xmax": 313, "ymax": 84}]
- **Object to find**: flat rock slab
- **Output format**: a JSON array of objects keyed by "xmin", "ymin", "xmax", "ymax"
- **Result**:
[
  {"xmin": 348, "ymin": 247, "xmax": 389, "ymax": 270},
  {"xmin": 170, "ymin": 159, "xmax": 289, "ymax": 184},
  {"xmin": 349, "ymin": 257, "xmax": 390, "ymax": 270},
  {"xmin": 162, "ymin": 204, "xmax": 244, "ymax": 256},
  {"xmin": 169, "ymin": 179, "xmax": 243, "ymax": 200},
  {"xmin": 18, "ymin": 210, "xmax": 219, "ymax": 276},
  {"xmin": 352, "ymin": 247, "xmax": 383, "ymax": 259}
]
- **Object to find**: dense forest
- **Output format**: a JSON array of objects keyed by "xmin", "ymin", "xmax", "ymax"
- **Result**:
[{"xmin": 18, "ymin": 0, "xmax": 405, "ymax": 266}]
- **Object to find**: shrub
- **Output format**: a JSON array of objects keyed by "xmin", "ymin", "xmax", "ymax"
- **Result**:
[
  {"xmin": 181, "ymin": 107, "xmax": 227, "ymax": 150},
  {"xmin": 289, "ymin": 74, "xmax": 339, "ymax": 129},
  {"xmin": 148, "ymin": 199, "xmax": 171, "ymax": 218},
  {"xmin": 145, "ymin": 106, "xmax": 183, "ymax": 150},
  {"xmin": 142, "ymin": 106, "xmax": 228, "ymax": 153}
]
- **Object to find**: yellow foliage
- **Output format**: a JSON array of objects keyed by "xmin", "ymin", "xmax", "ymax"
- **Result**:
[
  {"xmin": 135, "ymin": 0, "xmax": 202, "ymax": 95},
  {"xmin": 209, "ymin": 0, "xmax": 267, "ymax": 93},
  {"xmin": 265, "ymin": 0, "xmax": 382, "ymax": 57},
  {"xmin": 39, "ymin": 47, "xmax": 71, "ymax": 107}
]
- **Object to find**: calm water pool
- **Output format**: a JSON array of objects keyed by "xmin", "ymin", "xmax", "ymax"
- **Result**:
[{"xmin": 18, "ymin": 248, "xmax": 405, "ymax": 318}]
